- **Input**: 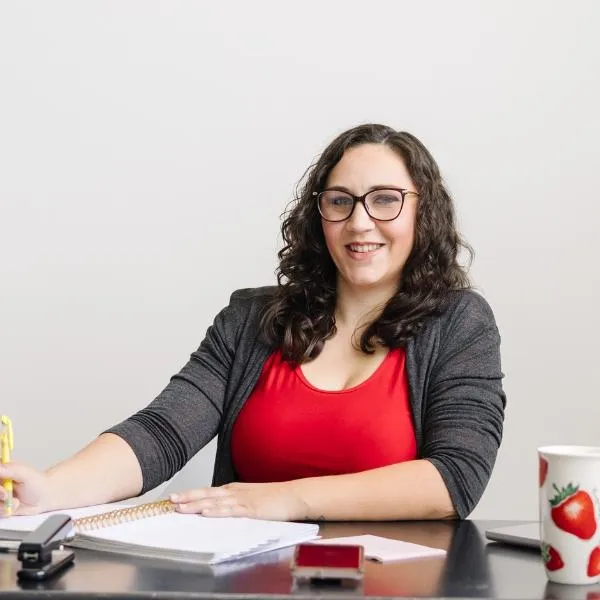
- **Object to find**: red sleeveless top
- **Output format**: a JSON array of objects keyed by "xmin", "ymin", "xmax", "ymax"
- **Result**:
[{"xmin": 231, "ymin": 348, "xmax": 417, "ymax": 482}]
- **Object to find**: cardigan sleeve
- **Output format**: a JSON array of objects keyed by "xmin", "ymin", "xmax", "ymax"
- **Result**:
[
  {"xmin": 421, "ymin": 292, "xmax": 506, "ymax": 518},
  {"xmin": 104, "ymin": 295, "xmax": 242, "ymax": 494}
]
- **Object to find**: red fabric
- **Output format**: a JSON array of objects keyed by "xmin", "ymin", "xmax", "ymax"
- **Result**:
[{"xmin": 231, "ymin": 348, "xmax": 417, "ymax": 482}]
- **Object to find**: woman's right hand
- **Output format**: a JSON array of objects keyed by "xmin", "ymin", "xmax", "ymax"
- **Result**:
[{"xmin": 0, "ymin": 461, "xmax": 54, "ymax": 516}]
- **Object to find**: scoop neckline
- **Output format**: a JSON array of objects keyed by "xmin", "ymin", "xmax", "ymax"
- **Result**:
[{"xmin": 294, "ymin": 349, "xmax": 394, "ymax": 394}]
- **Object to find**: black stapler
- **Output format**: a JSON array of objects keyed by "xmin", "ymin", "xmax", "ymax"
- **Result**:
[{"xmin": 17, "ymin": 514, "xmax": 75, "ymax": 581}]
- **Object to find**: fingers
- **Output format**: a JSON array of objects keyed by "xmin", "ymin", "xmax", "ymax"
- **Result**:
[
  {"xmin": 172, "ymin": 485, "xmax": 252, "ymax": 518},
  {"xmin": 176, "ymin": 494, "xmax": 236, "ymax": 512},
  {"xmin": 176, "ymin": 498, "xmax": 250, "ymax": 518},
  {"xmin": 171, "ymin": 485, "xmax": 234, "ymax": 504},
  {"xmin": 0, "ymin": 462, "xmax": 33, "ymax": 483},
  {"xmin": 0, "ymin": 496, "xmax": 44, "ymax": 518},
  {"xmin": 0, "ymin": 496, "xmax": 21, "ymax": 517},
  {"xmin": 200, "ymin": 504, "xmax": 249, "ymax": 518}
]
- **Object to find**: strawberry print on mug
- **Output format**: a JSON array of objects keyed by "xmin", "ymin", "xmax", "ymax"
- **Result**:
[
  {"xmin": 539, "ymin": 446, "xmax": 600, "ymax": 585},
  {"xmin": 550, "ymin": 483, "xmax": 597, "ymax": 540}
]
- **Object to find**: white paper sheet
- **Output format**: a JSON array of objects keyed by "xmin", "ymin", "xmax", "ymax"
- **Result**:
[{"xmin": 315, "ymin": 534, "xmax": 446, "ymax": 563}]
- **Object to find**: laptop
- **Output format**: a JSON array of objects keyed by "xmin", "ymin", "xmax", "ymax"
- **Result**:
[{"xmin": 484, "ymin": 522, "xmax": 540, "ymax": 549}]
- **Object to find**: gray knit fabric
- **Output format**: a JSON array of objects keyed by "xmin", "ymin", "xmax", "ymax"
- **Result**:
[{"xmin": 106, "ymin": 286, "xmax": 506, "ymax": 518}]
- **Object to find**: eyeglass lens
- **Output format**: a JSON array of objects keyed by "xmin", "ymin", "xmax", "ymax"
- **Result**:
[{"xmin": 318, "ymin": 189, "xmax": 404, "ymax": 221}]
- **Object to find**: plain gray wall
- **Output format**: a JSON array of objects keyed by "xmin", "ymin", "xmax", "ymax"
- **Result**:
[{"xmin": 1, "ymin": 0, "xmax": 599, "ymax": 519}]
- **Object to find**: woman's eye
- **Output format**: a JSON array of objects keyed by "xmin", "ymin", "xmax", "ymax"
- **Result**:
[
  {"xmin": 329, "ymin": 195, "xmax": 352, "ymax": 206},
  {"xmin": 372, "ymin": 194, "xmax": 400, "ymax": 205}
]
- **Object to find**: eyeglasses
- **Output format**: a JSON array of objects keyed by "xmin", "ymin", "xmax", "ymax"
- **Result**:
[{"xmin": 314, "ymin": 187, "xmax": 419, "ymax": 222}]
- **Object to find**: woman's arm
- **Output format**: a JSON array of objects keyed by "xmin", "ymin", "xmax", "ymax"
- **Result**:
[
  {"xmin": 172, "ymin": 459, "xmax": 454, "ymax": 521},
  {"xmin": 292, "ymin": 459, "xmax": 454, "ymax": 520},
  {"xmin": 0, "ymin": 291, "xmax": 251, "ymax": 516},
  {"xmin": 42, "ymin": 297, "xmax": 237, "ymax": 510},
  {"xmin": 0, "ymin": 433, "xmax": 143, "ymax": 515},
  {"xmin": 44, "ymin": 433, "xmax": 143, "ymax": 510},
  {"xmin": 419, "ymin": 293, "xmax": 506, "ymax": 518}
]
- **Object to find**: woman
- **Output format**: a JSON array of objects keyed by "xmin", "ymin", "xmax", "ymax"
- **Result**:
[{"xmin": 0, "ymin": 124, "xmax": 505, "ymax": 521}]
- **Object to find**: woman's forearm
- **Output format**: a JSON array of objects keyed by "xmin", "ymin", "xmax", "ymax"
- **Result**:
[
  {"xmin": 44, "ymin": 433, "xmax": 143, "ymax": 511},
  {"xmin": 289, "ymin": 459, "xmax": 456, "ymax": 521}
]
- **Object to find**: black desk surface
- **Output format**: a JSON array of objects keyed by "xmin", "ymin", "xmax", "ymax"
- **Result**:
[{"xmin": 0, "ymin": 519, "xmax": 595, "ymax": 599}]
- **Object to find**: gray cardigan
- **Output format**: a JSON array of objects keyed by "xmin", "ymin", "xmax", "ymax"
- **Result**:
[{"xmin": 106, "ymin": 286, "xmax": 506, "ymax": 519}]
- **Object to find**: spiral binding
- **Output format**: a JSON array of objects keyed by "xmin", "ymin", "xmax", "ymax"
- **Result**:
[{"xmin": 73, "ymin": 499, "xmax": 176, "ymax": 532}]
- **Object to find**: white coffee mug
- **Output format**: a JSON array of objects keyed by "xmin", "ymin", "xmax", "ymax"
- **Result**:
[{"xmin": 538, "ymin": 446, "xmax": 600, "ymax": 585}]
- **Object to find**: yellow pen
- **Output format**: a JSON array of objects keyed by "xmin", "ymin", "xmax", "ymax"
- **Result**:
[{"xmin": 0, "ymin": 416, "xmax": 13, "ymax": 516}]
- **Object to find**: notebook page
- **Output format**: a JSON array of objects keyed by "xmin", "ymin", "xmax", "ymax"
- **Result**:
[
  {"xmin": 75, "ymin": 527, "xmax": 319, "ymax": 565},
  {"xmin": 0, "ymin": 502, "xmax": 135, "ymax": 532},
  {"xmin": 79, "ymin": 512, "xmax": 318, "ymax": 556}
]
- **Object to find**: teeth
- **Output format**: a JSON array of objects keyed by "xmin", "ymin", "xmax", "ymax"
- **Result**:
[{"xmin": 349, "ymin": 244, "xmax": 382, "ymax": 253}]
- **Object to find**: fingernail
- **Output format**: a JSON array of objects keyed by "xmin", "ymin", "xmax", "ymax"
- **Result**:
[{"xmin": 170, "ymin": 494, "xmax": 179, "ymax": 502}]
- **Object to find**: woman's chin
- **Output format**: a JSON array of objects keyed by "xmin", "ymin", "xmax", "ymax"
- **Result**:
[{"xmin": 342, "ymin": 273, "xmax": 389, "ymax": 290}]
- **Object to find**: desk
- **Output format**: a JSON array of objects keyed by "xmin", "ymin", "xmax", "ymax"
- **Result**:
[{"xmin": 0, "ymin": 520, "xmax": 593, "ymax": 599}]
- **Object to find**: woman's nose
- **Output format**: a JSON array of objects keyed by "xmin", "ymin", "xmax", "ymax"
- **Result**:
[{"xmin": 347, "ymin": 200, "xmax": 375, "ymax": 231}]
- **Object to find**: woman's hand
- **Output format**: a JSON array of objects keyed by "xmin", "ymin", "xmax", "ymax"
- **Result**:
[
  {"xmin": 171, "ymin": 481, "xmax": 310, "ymax": 521},
  {"xmin": 0, "ymin": 461, "xmax": 53, "ymax": 516}
]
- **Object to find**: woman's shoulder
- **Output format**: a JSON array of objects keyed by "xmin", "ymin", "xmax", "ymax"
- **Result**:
[
  {"xmin": 227, "ymin": 285, "xmax": 278, "ymax": 313},
  {"xmin": 428, "ymin": 288, "xmax": 501, "ymax": 349},
  {"xmin": 439, "ymin": 288, "xmax": 498, "ymax": 326},
  {"xmin": 204, "ymin": 286, "xmax": 278, "ymax": 350},
  {"xmin": 215, "ymin": 286, "xmax": 278, "ymax": 330},
  {"xmin": 409, "ymin": 289, "xmax": 499, "ymax": 349}
]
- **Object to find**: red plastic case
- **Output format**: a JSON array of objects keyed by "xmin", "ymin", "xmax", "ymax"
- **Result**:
[{"xmin": 291, "ymin": 543, "xmax": 365, "ymax": 582}]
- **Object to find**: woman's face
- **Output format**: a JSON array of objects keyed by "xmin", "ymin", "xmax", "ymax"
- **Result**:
[{"xmin": 321, "ymin": 143, "xmax": 418, "ymax": 294}]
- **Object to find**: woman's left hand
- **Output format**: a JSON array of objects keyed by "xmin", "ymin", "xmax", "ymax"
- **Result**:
[{"xmin": 170, "ymin": 481, "xmax": 310, "ymax": 521}]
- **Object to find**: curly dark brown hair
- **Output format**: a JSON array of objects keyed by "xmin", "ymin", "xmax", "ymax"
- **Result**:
[{"xmin": 259, "ymin": 123, "xmax": 473, "ymax": 364}]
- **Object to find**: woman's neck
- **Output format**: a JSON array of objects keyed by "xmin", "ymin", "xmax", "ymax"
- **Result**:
[{"xmin": 334, "ymin": 278, "xmax": 397, "ymax": 332}]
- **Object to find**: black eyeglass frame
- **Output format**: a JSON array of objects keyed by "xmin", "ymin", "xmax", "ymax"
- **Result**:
[{"xmin": 313, "ymin": 187, "xmax": 419, "ymax": 222}]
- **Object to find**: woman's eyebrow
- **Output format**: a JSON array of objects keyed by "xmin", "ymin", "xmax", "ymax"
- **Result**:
[{"xmin": 325, "ymin": 184, "xmax": 405, "ymax": 193}]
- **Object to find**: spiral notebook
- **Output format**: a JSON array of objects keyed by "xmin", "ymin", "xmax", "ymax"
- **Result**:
[{"xmin": 0, "ymin": 500, "xmax": 319, "ymax": 565}]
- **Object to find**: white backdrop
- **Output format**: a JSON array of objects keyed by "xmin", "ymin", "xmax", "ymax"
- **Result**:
[{"xmin": 1, "ymin": 0, "xmax": 599, "ymax": 519}]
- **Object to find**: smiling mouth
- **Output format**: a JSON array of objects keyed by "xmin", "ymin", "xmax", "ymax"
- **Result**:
[{"xmin": 346, "ymin": 243, "xmax": 385, "ymax": 253}]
